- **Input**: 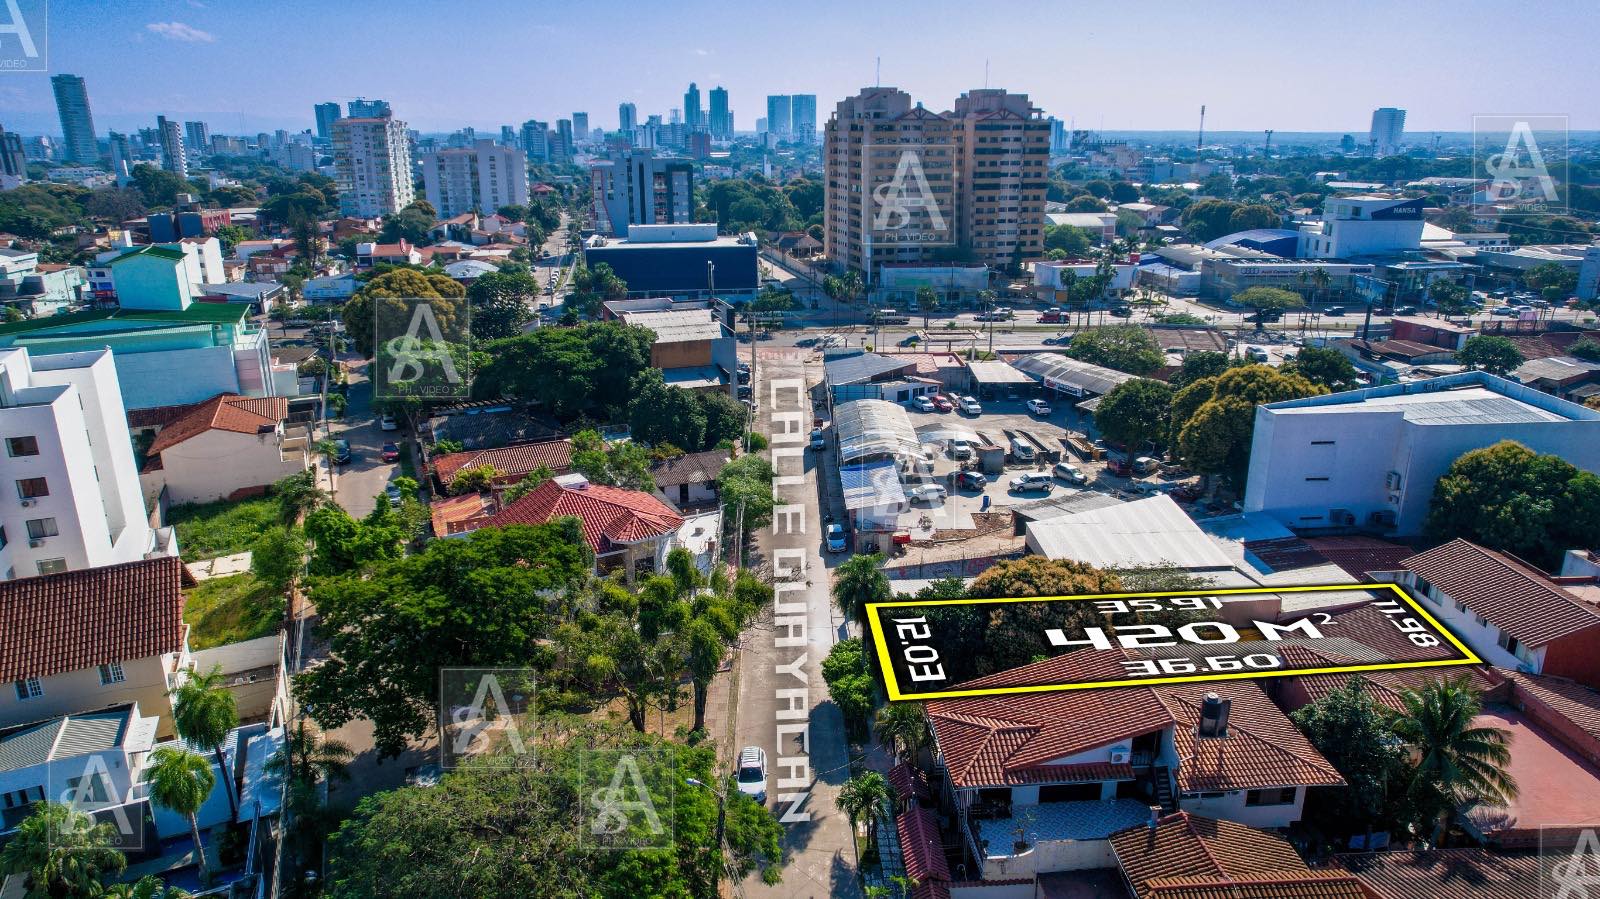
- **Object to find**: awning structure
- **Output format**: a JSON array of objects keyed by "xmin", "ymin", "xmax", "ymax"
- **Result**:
[
  {"xmin": 840, "ymin": 459, "xmax": 907, "ymax": 512},
  {"xmin": 1013, "ymin": 352, "xmax": 1141, "ymax": 398},
  {"xmin": 835, "ymin": 399, "xmax": 923, "ymax": 464},
  {"xmin": 965, "ymin": 360, "xmax": 1034, "ymax": 386}
]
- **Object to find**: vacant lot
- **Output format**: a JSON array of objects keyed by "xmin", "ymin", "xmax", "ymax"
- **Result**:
[
  {"xmin": 184, "ymin": 572, "xmax": 284, "ymax": 649},
  {"xmin": 170, "ymin": 495, "xmax": 280, "ymax": 561}
]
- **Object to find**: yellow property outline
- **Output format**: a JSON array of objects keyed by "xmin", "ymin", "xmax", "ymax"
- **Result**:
[{"xmin": 865, "ymin": 583, "xmax": 1483, "ymax": 701}]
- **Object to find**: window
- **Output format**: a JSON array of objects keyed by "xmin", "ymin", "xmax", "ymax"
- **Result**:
[
  {"xmin": 1497, "ymin": 632, "xmax": 1520, "ymax": 655},
  {"xmin": 35, "ymin": 558, "xmax": 66, "ymax": 575},
  {"xmin": 1413, "ymin": 576, "xmax": 1432, "ymax": 597},
  {"xmin": 16, "ymin": 477, "xmax": 48, "ymax": 500},
  {"xmin": 1245, "ymin": 787, "xmax": 1297, "ymax": 807},
  {"xmin": 1304, "ymin": 477, "xmax": 1330, "ymax": 482},
  {"xmin": 24, "ymin": 518, "xmax": 58, "ymax": 539},
  {"xmin": 65, "ymin": 774, "xmax": 111, "ymax": 804},
  {"xmin": 6, "ymin": 436, "xmax": 39, "ymax": 457},
  {"xmin": 0, "ymin": 525, "xmax": 5, "ymax": 550},
  {"xmin": 2, "ymin": 786, "xmax": 44, "ymax": 810},
  {"xmin": 14, "ymin": 677, "xmax": 42, "ymax": 700},
  {"xmin": 1475, "ymin": 613, "xmax": 1489, "ymax": 627},
  {"xmin": 98, "ymin": 663, "xmax": 125, "ymax": 685}
]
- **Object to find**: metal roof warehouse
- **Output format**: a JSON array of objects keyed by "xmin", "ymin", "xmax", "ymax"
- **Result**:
[{"xmin": 1013, "ymin": 352, "xmax": 1143, "ymax": 398}]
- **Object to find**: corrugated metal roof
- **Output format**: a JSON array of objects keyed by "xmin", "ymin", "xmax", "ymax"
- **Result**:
[
  {"xmin": 840, "ymin": 459, "xmax": 906, "ymax": 511},
  {"xmin": 1014, "ymin": 352, "xmax": 1142, "ymax": 396},
  {"xmin": 966, "ymin": 361, "xmax": 1034, "ymax": 384},
  {"xmin": 620, "ymin": 309, "xmax": 727, "ymax": 343},
  {"xmin": 825, "ymin": 352, "xmax": 917, "ymax": 387},
  {"xmin": 835, "ymin": 399, "xmax": 922, "ymax": 463},
  {"xmin": 1026, "ymin": 495, "xmax": 1235, "ymax": 571}
]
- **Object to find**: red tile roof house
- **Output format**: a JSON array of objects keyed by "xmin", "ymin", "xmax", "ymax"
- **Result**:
[
  {"xmin": 469, "ymin": 474, "xmax": 683, "ymax": 583},
  {"xmin": 1367, "ymin": 539, "xmax": 1600, "ymax": 688},
  {"xmin": 429, "ymin": 438, "xmax": 572, "ymax": 496},
  {"xmin": 0, "ymin": 557, "xmax": 195, "ymax": 739},
  {"xmin": 1328, "ymin": 848, "xmax": 1542, "ymax": 899},
  {"xmin": 924, "ymin": 648, "xmax": 1343, "ymax": 883},
  {"xmin": 129, "ymin": 394, "xmax": 310, "ymax": 504},
  {"xmin": 1111, "ymin": 811, "xmax": 1365, "ymax": 899}
]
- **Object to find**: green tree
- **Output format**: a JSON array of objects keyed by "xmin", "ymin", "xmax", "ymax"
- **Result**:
[
  {"xmin": 875, "ymin": 702, "xmax": 931, "ymax": 765},
  {"xmin": 1568, "ymin": 337, "xmax": 1600, "ymax": 362},
  {"xmin": 1426, "ymin": 440, "xmax": 1600, "ymax": 569},
  {"xmin": 502, "ymin": 465, "xmax": 555, "ymax": 504},
  {"xmin": 1171, "ymin": 351, "xmax": 1231, "ymax": 388},
  {"xmin": 0, "ymin": 802, "xmax": 126, "ymax": 899},
  {"xmin": 568, "ymin": 429, "xmax": 654, "ymax": 491},
  {"xmin": 1109, "ymin": 181, "xmax": 1141, "ymax": 204},
  {"xmin": 1455, "ymin": 335, "xmax": 1524, "ymax": 375},
  {"xmin": 1227, "ymin": 203, "xmax": 1280, "ymax": 232},
  {"xmin": 1044, "ymin": 224, "xmax": 1094, "ymax": 256},
  {"xmin": 1064, "ymin": 324, "xmax": 1163, "ymax": 375},
  {"xmin": 1526, "ymin": 261, "xmax": 1578, "ymax": 304},
  {"xmin": 465, "ymin": 271, "xmax": 537, "ymax": 340},
  {"xmin": 1388, "ymin": 677, "xmax": 1517, "ymax": 846},
  {"xmin": 98, "ymin": 876, "xmax": 191, "ymax": 899},
  {"xmin": 716, "ymin": 455, "xmax": 775, "ymax": 537},
  {"xmin": 1234, "ymin": 286, "xmax": 1306, "ymax": 326},
  {"xmin": 698, "ymin": 391, "xmax": 748, "ymax": 449},
  {"xmin": 449, "ymin": 463, "xmax": 497, "ymax": 495},
  {"xmin": 832, "ymin": 554, "xmax": 891, "ymax": 627},
  {"xmin": 251, "ymin": 526, "xmax": 306, "ymax": 595},
  {"xmin": 377, "ymin": 201, "xmax": 436, "ymax": 245},
  {"xmin": 343, "ymin": 269, "xmax": 467, "ymax": 357},
  {"xmin": 565, "ymin": 262, "xmax": 627, "ymax": 319},
  {"xmin": 1283, "ymin": 345, "xmax": 1360, "ymax": 391},
  {"xmin": 1291, "ymin": 678, "xmax": 1408, "ymax": 840},
  {"xmin": 1180, "ymin": 198, "xmax": 1243, "ymax": 241},
  {"xmin": 1428, "ymin": 281, "xmax": 1472, "ymax": 319},
  {"xmin": 1093, "ymin": 379, "xmax": 1173, "ymax": 451},
  {"xmin": 1064, "ymin": 194, "xmax": 1109, "ymax": 213},
  {"xmin": 475, "ymin": 322, "xmax": 654, "ymax": 422},
  {"xmin": 1175, "ymin": 365, "xmax": 1324, "ymax": 489},
  {"xmin": 629, "ymin": 370, "xmax": 709, "ymax": 451},
  {"xmin": 273, "ymin": 468, "xmax": 327, "ymax": 526},
  {"xmin": 303, "ymin": 504, "xmax": 402, "ymax": 575},
  {"xmin": 144, "ymin": 748, "xmax": 217, "ymax": 875},
  {"xmin": 171, "ymin": 667, "xmax": 240, "ymax": 820},
  {"xmin": 837, "ymin": 771, "xmax": 892, "ymax": 855}
]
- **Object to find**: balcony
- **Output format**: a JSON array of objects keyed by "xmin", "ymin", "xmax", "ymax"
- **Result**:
[{"xmin": 966, "ymin": 798, "xmax": 1153, "ymax": 879}]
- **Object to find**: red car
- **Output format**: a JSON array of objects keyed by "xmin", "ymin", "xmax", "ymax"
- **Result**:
[
  {"xmin": 381, "ymin": 442, "xmax": 400, "ymax": 463},
  {"xmin": 931, "ymin": 394, "xmax": 954, "ymax": 413}
]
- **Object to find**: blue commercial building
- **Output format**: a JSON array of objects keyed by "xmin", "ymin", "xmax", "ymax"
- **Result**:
[{"xmin": 582, "ymin": 224, "xmax": 759, "ymax": 296}]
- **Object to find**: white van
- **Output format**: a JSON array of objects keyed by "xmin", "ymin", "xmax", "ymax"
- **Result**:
[{"xmin": 1010, "ymin": 437, "xmax": 1037, "ymax": 463}]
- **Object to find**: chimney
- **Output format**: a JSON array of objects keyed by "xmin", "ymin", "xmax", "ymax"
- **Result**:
[
  {"xmin": 1197, "ymin": 692, "xmax": 1231, "ymax": 738},
  {"xmin": 1147, "ymin": 805, "xmax": 1161, "ymax": 829}
]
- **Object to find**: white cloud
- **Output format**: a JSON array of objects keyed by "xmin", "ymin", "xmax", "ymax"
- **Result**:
[
  {"xmin": 145, "ymin": 21, "xmax": 216, "ymax": 43},
  {"xmin": 693, "ymin": 48, "xmax": 710, "ymax": 56}
]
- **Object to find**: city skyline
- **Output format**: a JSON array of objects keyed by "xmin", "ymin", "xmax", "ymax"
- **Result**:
[{"xmin": 2, "ymin": 0, "xmax": 1597, "ymax": 137}]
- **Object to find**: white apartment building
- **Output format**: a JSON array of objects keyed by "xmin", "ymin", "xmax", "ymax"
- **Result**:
[
  {"xmin": 1242, "ymin": 372, "xmax": 1600, "ymax": 536},
  {"xmin": 0, "ymin": 347, "xmax": 166, "ymax": 579},
  {"xmin": 421, "ymin": 139, "xmax": 529, "ymax": 217},
  {"xmin": 1369, "ymin": 107, "xmax": 1405, "ymax": 156},
  {"xmin": 1296, "ymin": 195, "xmax": 1425, "ymax": 259},
  {"xmin": 333, "ymin": 114, "xmax": 415, "ymax": 218}
]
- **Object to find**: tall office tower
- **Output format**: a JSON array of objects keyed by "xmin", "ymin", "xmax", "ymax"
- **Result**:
[
  {"xmin": 520, "ymin": 120, "xmax": 551, "ymax": 162},
  {"xmin": 333, "ymin": 112, "xmax": 415, "ymax": 217},
  {"xmin": 573, "ymin": 112, "xmax": 590, "ymax": 142},
  {"xmin": 823, "ymin": 86, "xmax": 1048, "ymax": 277},
  {"xmin": 766, "ymin": 95, "xmax": 792, "ymax": 137},
  {"xmin": 422, "ymin": 139, "xmax": 530, "ymax": 217},
  {"xmin": 709, "ymin": 86, "xmax": 731, "ymax": 140},
  {"xmin": 790, "ymin": 95, "xmax": 817, "ymax": 144},
  {"xmin": 669, "ymin": 108, "xmax": 682, "ymax": 125},
  {"xmin": 1369, "ymin": 107, "xmax": 1406, "ymax": 156},
  {"xmin": 1047, "ymin": 116, "xmax": 1069, "ymax": 153},
  {"xmin": 618, "ymin": 102, "xmax": 637, "ymax": 134},
  {"xmin": 500, "ymin": 125, "xmax": 517, "ymax": 147},
  {"xmin": 589, "ymin": 147, "xmax": 695, "ymax": 236},
  {"xmin": 314, "ymin": 102, "xmax": 342, "ymax": 140},
  {"xmin": 138, "ymin": 128, "xmax": 162, "ymax": 151},
  {"xmin": 156, "ymin": 116, "xmax": 188, "ymax": 178},
  {"xmin": 554, "ymin": 119, "xmax": 574, "ymax": 161},
  {"xmin": 347, "ymin": 98, "xmax": 391, "ymax": 119},
  {"xmin": 0, "ymin": 125, "xmax": 27, "ymax": 187},
  {"xmin": 684, "ymin": 83, "xmax": 703, "ymax": 132},
  {"xmin": 50, "ymin": 74, "xmax": 98, "ymax": 164},
  {"xmin": 183, "ymin": 122, "xmax": 209, "ymax": 158}
]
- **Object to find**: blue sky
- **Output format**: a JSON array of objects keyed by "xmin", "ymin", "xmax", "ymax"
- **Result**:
[{"xmin": 3, "ymin": 0, "xmax": 1598, "ymax": 136}]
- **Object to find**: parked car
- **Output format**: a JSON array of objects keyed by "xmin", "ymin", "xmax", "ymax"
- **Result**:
[
  {"xmin": 381, "ymin": 442, "xmax": 400, "ymax": 463},
  {"xmin": 379, "ymin": 414, "xmax": 398, "ymax": 431},
  {"xmin": 1394, "ymin": 305, "xmax": 1419, "ymax": 315},
  {"xmin": 826, "ymin": 522, "xmax": 848, "ymax": 553},
  {"xmin": 913, "ymin": 396, "xmax": 937, "ymax": 413},
  {"xmin": 332, "ymin": 439, "xmax": 352, "ymax": 465},
  {"xmin": 908, "ymin": 484, "xmax": 948, "ymax": 504},
  {"xmin": 931, "ymin": 394, "xmax": 954, "ymax": 413},
  {"xmin": 385, "ymin": 483, "xmax": 404, "ymax": 506},
  {"xmin": 1108, "ymin": 306, "xmax": 1133, "ymax": 318},
  {"xmin": 899, "ymin": 334, "xmax": 922, "ymax": 347},
  {"xmin": 958, "ymin": 396, "xmax": 983, "ymax": 415},
  {"xmin": 1246, "ymin": 347, "xmax": 1269, "ymax": 362},
  {"xmin": 1008, "ymin": 473, "xmax": 1054, "ymax": 494},
  {"xmin": 1009, "ymin": 437, "xmax": 1036, "ymax": 464},
  {"xmin": 1026, "ymin": 398, "xmax": 1052, "ymax": 416},
  {"xmin": 956, "ymin": 470, "xmax": 987, "ymax": 490},
  {"xmin": 1493, "ymin": 305, "xmax": 1520, "ymax": 317},
  {"xmin": 1053, "ymin": 462, "xmax": 1089, "ymax": 485},
  {"xmin": 1323, "ymin": 305, "xmax": 1347, "ymax": 316},
  {"xmin": 1132, "ymin": 456, "xmax": 1162, "ymax": 476},
  {"xmin": 405, "ymin": 763, "xmax": 442, "ymax": 788},
  {"xmin": 810, "ymin": 428, "xmax": 827, "ymax": 450},
  {"xmin": 1038, "ymin": 307, "xmax": 1065, "ymax": 323},
  {"xmin": 735, "ymin": 746, "xmax": 768, "ymax": 803},
  {"xmin": 948, "ymin": 439, "xmax": 973, "ymax": 460},
  {"xmin": 1105, "ymin": 456, "xmax": 1132, "ymax": 477}
]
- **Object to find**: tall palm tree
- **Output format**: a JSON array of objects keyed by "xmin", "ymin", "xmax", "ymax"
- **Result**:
[
  {"xmin": 171, "ymin": 667, "xmax": 239, "ymax": 821},
  {"xmin": 266, "ymin": 719, "xmax": 354, "ymax": 789},
  {"xmin": 837, "ymin": 771, "xmax": 892, "ymax": 854},
  {"xmin": 1388, "ymin": 676, "xmax": 1517, "ymax": 846},
  {"xmin": 832, "ymin": 554, "xmax": 891, "ymax": 628},
  {"xmin": 143, "ymin": 748, "xmax": 217, "ymax": 875},
  {"xmin": 0, "ymin": 802, "xmax": 126, "ymax": 899},
  {"xmin": 875, "ymin": 702, "xmax": 931, "ymax": 766},
  {"xmin": 99, "ymin": 876, "xmax": 191, "ymax": 899},
  {"xmin": 1311, "ymin": 267, "xmax": 1332, "ymax": 306}
]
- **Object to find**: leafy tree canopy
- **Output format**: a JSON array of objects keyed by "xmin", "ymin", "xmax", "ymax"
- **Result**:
[{"xmin": 1426, "ymin": 440, "xmax": 1600, "ymax": 569}]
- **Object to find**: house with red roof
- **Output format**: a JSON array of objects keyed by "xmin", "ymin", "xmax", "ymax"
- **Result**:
[
  {"xmin": 472, "ymin": 473, "xmax": 685, "ymax": 582},
  {"xmin": 1111, "ymin": 811, "xmax": 1365, "ymax": 899},
  {"xmin": 430, "ymin": 438, "xmax": 572, "ymax": 495},
  {"xmin": 925, "ymin": 648, "xmax": 1343, "ymax": 882},
  {"xmin": 1369, "ymin": 539, "xmax": 1600, "ymax": 687},
  {"xmin": 130, "ymin": 393, "xmax": 310, "ymax": 504},
  {"xmin": 355, "ymin": 239, "xmax": 422, "ymax": 269}
]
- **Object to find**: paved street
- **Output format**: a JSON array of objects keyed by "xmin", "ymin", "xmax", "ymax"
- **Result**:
[{"xmin": 329, "ymin": 360, "xmax": 400, "ymax": 518}]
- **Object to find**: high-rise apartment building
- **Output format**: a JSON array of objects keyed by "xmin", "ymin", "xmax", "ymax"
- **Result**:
[
  {"xmin": 0, "ymin": 125, "xmax": 27, "ymax": 188},
  {"xmin": 347, "ymin": 98, "xmax": 391, "ymax": 119},
  {"xmin": 421, "ymin": 139, "xmax": 530, "ymax": 217},
  {"xmin": 791, "ymin": 95, "xmax": 817, "ymax": 144},
  {"xmin": 499, "ymin": 125, "xmax": 517, "ymax": 147},
  {"xmin": 766, "ymin": 95, "xmax": 792, "ymax": 137},
  {"xmin": 50, "ymin": 74, "xmax": 98, "ymax": 164},
  {"xmin": 709, "ymin": 87, "xmax": 732, "ymax": 140},
  {"xmin": 333, "ymin": 113, "xmax": 415, "ymax": 217},
  {"xmin": 590, "ymin": 148, "xmax": 695, "ymax": 237},
  {"xmin": 555, "ymin": 120, "xmax": 575, "ymax": 161},
  {"xmin": 823, "ymin": 86, "xmax": 1048, "ymax": 277},
  {"xmin": 684, "ymin": 83, "xmax": 703, "ymax": 132},
  {"xmin": 1369, "ymin": 107, "xmax": 1406, "ymax": 156},
  {"xmin": 314, "ymin": 102, "xmax": 342, "ymax": 140},
  {"xmin": 183, "ymin": 122, "xmax": 209, "ymax": 159},
  {"xmin": 573, "ymin": 112, "xmax": 590, "ymax": 142},
  {"xmin": 156, "ymin": 116, "xmax": 188, "ymax": 178},
  {"xmin": 619, "ymin": 102, "xmax": 637, "ymax": 134},
  {"xmin": 520, "ymin": 120, "xmax": 551, "ymax": 162},
  {"xmin": 106, "ymin": 132, "xmax": 131, "ymax": 179}
]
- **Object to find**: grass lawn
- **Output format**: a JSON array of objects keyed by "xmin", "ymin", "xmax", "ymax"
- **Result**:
[
  {"xmin": 169, "ymin": 495, "xmax": 280, "ymax": 562},
  {"xmin": 184, "ymin": 573, "xmax": 285, "ymax": 650}
]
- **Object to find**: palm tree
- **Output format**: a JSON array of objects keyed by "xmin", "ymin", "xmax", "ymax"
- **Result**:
[
  {"xmin": 841, "ymin": 270, "xmax": 864, "ymax": 307},
  {"xmin": 1311, "ymin": 267, "xmax": 1332, "ymax": 307},
  {"xmin": 1387, "ymin": 676, "xmax": 1517, "ymax": 846},
  {"xmin": 316, "ymin": 439, "xmax": 341, "ymax": 491},
  {"xmin": 875, "ymin": 702, "xmax": 931, "ymax": 766},
  {"xmin": 274, "ymin": 469, "xmax": 328, "ymax": 526},
  {"xmin": 171, "ymin": 667, "xmax": 239, "ymax": 821},
  {"xmin": 916, "ymin": 286, "xmax": 938, "ymax": 331},
  {"xmin": 99, "ymin": 876, "xmax": 191, "ymax": 899},
  {"xmin": 832, "ymin": 554, "xmax": 891, "ymax": 628},
  {"xmin": 266, "ymin": 719, "xmax": 354, "ymax": 788},
  {"xmin": 837, "ymin": 771, "xmax": 892, "ymax": 855},
  {"xmin": 0, "ymin": 801, "xmax": 126, "ymax": 899},
  {"xmin": 143, "ymin": 748, "xmax": 217, "ymax": 875}
]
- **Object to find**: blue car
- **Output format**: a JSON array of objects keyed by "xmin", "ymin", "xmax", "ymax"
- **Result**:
[{"xmin": 826, "ymin": 523, "xmax": 848, "ymax": 553}]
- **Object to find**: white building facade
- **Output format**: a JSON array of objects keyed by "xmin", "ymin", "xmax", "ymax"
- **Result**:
[
  {"xmin": 421, "ymin": 139, "xmax": 530, "ymax": 217},
  {"xmin": 1297, "ymin": 195, "xmax": 1424, "ymax": 259},
  {"xmin": 0, "ymin": 348, "xmax": 161, "ymax": 579},
  {"xmin": 333, "ymin": 115, "xmax": 415, "ymax": 218}
]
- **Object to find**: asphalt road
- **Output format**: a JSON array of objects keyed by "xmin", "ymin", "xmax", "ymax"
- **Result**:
[{"xmin": 329, "ymin": 361, "xmax": 400, "ymax": 519}]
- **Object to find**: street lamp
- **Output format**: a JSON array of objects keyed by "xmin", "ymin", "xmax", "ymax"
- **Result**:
[{"xmin": 685, "ymin": 777, "xmax": 736, "ymax": 886}]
